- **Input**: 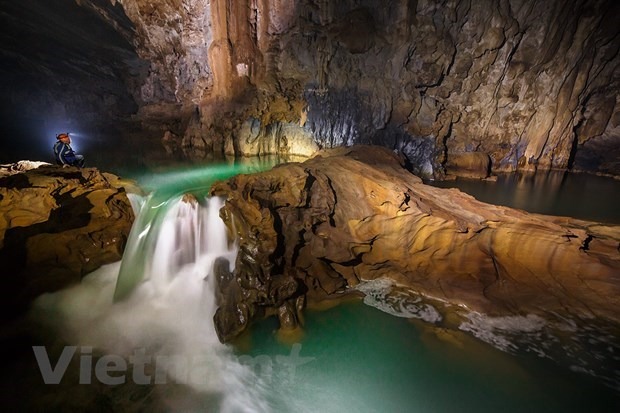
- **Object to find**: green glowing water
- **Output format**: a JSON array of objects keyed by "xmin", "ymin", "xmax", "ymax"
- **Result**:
[
  {"xmin": 6, "ymin": 161, "xmax": 619, "ymax": 412},
  {"xmin": 221, "ymin": 167, "xmax": 619, "ymax": 412},
  {"xmin": 113, "ymin": 160, "xmax": 275, "ymax": 301},
  {"xmin": 242, "ymin": 301, "xmax": 619, "ymax": 412}
]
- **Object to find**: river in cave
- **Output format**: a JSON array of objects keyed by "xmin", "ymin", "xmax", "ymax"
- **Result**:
[
  {"xmin": 429, "ymin": 171, "xmax": 620, "ymax": 225},
  {"xmin": 4, "ymin": 160, "xmax": 620, "ymax": 412}
]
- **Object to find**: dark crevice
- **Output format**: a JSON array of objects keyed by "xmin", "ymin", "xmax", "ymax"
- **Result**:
[
  {"xmin": 440, "ymin": 121, "xmax": 453, "ymax": 170},
  {"xmin": 325, "ymin": 175, "xmax": 337, "ymax": 226},
  {"xmin": 580, "ymin": 234, "xmax": 594, "ymax": 251},
  {"xmin": 291, "ymin": 228, "xmax": 306, "ymax": 266},
  {"xmin": 567, "ymin": 118, "xmax": 584, "ymax": 170},
  {"xmin": 400, "ymin": 192, "xmax": 411, "ymax": 210},
  {"xmin": 268, "ymin": 208, "xmax": 286, "ymax": 274},
  {"xmin": 329, "ymin": 255, "xmax": 364, "ymax": 268},
  {"xmin": 302, "ymin": 169, "xmax": 316, "ymax": 207},
  {"xmin": 0, "ymin": 173, "xmax": 31, "ymax": 189},
  {"xmin": 563, "ymin": 233, "xmax": 578, "ymax": 242}
]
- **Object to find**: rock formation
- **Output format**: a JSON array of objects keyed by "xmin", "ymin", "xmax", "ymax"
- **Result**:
[
  {"xmin": 211, "ymin": 145, "xmax": 620, "ymax": 342},
  {"xmin": 79, "ymin": 0, "xmax": 620, "ymax": 178},
  {"xmin": 0, "ymin": 165, "xmax": 135, "ymax": 319},
  {"xmin": 0, "ymin": 161, "xmax": 51, "ymax": 178},
  {"xmin": 2, "ymin": 0, "xmax": 619, "ymax": 176}
]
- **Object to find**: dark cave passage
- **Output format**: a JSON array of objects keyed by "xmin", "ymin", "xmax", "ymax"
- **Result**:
[{"xmin": 0, "ymin": 0, "xmax": 145, "ymax": 163}]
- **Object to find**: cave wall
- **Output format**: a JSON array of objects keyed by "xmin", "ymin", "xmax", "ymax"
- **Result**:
[
  {"xmin": 2, "ymin": 0, "xmax": 617, "ymax": 176},
  {"xmin": 97, "ymin": 0, "xmax": 619, "ymax": 176},
  {"xmin": 0, "ymin": 0, "xmax": 148, "ymax": 162}
]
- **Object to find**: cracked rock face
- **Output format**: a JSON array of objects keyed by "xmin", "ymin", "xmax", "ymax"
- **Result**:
[
  {"xmin": 77, "ymin": 0, "xmax": 620, "ymax": 177},
  {"xmin": 211, "ymin": 145, "xmax": 620, "ymax": 342}
]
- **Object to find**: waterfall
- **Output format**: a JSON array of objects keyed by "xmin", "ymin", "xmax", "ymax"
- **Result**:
[
  {"xmin": 114, "ymin": 162, "xmax": 269, "ymax": 301},
  {"xmin": 136, "ymin": 194, "xmax": 235, "ymax": 297},
  {"xmin": 32, "ymin": 191, "xmax": 270, "ymax": 413}
]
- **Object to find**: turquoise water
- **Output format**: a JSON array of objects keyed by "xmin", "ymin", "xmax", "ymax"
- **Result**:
[
  {"xmin": 119, "ymin": 162, "xmax": 620, "ymax": 412},
  {"xmin": 113, "ymin": 162, "xmax": 265, "ymax": 300},
  {"xmin": 6, "ymin": 161, "xmax": 619, "ymax": 412},
  {"xmin": 242, "ymin": 301, "xmax": 619, "ymax": 412},
  {"xmin": 234, "ymin": 168, "xmax": 620, "ymax": 412}
]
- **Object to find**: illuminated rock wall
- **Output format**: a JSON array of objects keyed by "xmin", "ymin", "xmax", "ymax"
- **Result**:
[
  {"xmin": 99, "ymin": 0, "xmax": 619, "ymax": 176},
  {"xmin": 0, "ymin": 165, "xmax": 134, "ymax": 318},
  {"xmin": 5, "ymin": 0, "xmax": 615, "ymax": 175}
]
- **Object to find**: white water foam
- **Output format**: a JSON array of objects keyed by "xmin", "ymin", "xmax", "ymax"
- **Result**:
[
  {"xmin": 458, "ymin": 312, "xmax": 547, "ymax": 353},
  {"xmin": 458, "ymin": 312, "xmax": 620, "ymax": 390},
  {"xmin": 355, "ymin": 279, "xmax": 620, "ymax": 391},
  {"xmin": 31, "ymin": 195, "xmax": 269, "ymax": 413},
  {"xmin": 355, "ymin": 278, "xmax": 442, "ymax": 323}
]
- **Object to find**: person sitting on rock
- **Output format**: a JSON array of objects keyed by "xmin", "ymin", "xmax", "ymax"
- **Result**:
[{"xmin": 53, "ymin": 133, "xmax": 85, "ymax": 167}]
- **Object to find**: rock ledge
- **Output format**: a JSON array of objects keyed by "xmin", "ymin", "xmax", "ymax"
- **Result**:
[{"xmin": 0, "ymin": 165, "xmax": 135, "ymax": 319}]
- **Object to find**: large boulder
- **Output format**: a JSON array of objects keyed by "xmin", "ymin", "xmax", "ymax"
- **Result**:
[
  {"xmin": 211, "ymin": 145, "xmax": 620, "ymax": 342},
  {"xmin": 0, "ymin": 165, "xmax": 135, "ymax": 319}
]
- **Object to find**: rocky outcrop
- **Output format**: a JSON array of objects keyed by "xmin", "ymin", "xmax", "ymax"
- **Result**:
[
  {"xmin": 0, "ymin": 165, "xmax": 134, "ymax": 318},
  {"xmin": 211, "ymin": 145, "xmax": 620, "ymax": 342},
  {"xmin": 0, "ymin": 161, "xmax": 51, "ymax": 178},
  {"xmin": 445, "ymin": 152, "xmax": 491, "ymax": 179}
]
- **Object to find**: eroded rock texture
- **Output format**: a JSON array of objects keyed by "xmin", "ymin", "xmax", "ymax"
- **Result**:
[
  {"xmin": 0, "ymin": 165, "xmax": 134, "ymax": 318},
  {"xmin": 73, "ymin": 0, "xmax": 620, "ymax": 177},
  {"xmin": 211, "ymin": 146, "xmax": 620, "ymax": 342},
  {"xmin": 2, "ymin": 1, "xmax": 618, "ymax": 174}
]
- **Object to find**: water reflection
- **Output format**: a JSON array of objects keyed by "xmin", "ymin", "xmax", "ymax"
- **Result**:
[{"xmin": 430, "ymin": 170, "xmax": 620, "ymax": 224}]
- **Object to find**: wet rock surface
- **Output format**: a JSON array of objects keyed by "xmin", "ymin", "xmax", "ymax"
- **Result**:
[
  {"xmin": 211, "ymin": 145, "xmax": 620, "ymax": 342},
  {"xmin": 0, "ymin": 165, "xmax": 134, "ymax": 319}
]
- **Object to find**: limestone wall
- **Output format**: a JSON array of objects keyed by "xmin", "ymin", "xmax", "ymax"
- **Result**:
[{"xmin": 90, "ymin": 0, "xmax": 620, "ymax": 176}]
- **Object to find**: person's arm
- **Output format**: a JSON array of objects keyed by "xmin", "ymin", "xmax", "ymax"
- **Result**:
[
  {"xmin": 54, "ymin": 142, "xmax": 66, "ymax": 165},
  {"xmin": 57, "ymin": 143, "xmax": 76, "ymax": 164}
]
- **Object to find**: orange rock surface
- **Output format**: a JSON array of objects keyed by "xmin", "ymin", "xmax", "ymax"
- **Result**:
[
  {"xmin": 0, "ymin": 166, "xmax": 135, "ymax": 318},
  {"xmin": 212, "ymin": 145, "xmax": 620, "ymax": 341}
]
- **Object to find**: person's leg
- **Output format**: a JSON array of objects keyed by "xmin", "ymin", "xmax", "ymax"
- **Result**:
[{"xmin": 74, "ymin": 155, "xmax": 85, "ymax": 167}]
